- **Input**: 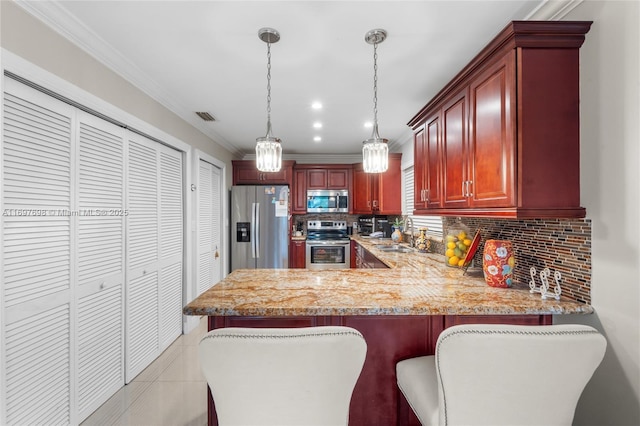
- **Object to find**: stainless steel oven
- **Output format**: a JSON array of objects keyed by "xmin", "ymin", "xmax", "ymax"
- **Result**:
[{"xmin": 305, "ymin": 221, "xmax": 351, "ymax": 269}]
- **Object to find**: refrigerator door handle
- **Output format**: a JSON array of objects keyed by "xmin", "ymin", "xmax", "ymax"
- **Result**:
[
  {"xmin": 255, "ymin": 202, "xmax": 260, "ymax": 259},
  {"xmin": 251, "ymin": 202, "xmax": 257, "ymax": 259}
]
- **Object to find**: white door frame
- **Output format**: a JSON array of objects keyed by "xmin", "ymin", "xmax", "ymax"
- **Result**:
[{"xmin": 184, "ymin": 149, "xmax": 226, "ymax": 334}]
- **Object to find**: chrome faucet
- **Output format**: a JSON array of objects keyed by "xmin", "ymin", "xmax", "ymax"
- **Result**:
[{"xmin": 403, "ymin": 216, "xmax": 415, "ymax": 248}]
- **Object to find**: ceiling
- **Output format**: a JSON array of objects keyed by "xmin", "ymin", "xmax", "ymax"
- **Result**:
[{"xmin": 18, "ymin": 1, "xmax": 548, "ymax": 159}]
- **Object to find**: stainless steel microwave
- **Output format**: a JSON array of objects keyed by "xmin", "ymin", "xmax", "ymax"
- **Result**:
[{"xmin": 306, "ymin": 190, "xmax": 349, "ymax": 213}]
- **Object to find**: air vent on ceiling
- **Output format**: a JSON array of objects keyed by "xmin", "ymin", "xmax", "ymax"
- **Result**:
[{"xmin": 195, "ymin": 111, "xmax": 216, "ymax": 121}]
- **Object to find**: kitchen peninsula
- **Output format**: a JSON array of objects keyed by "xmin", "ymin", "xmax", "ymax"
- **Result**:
[{"xmin": 184, "ymin": 237, "xmax": 592, "ymax": 426}]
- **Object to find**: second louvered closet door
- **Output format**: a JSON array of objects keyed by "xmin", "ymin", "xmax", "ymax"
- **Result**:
[
  {"xmin": 75, "ymin": 111, "xmax": 126, "ymax": 422},
  {"xmin": 125, "ymin": 134, "xmax": 183, "ymax": 383}
]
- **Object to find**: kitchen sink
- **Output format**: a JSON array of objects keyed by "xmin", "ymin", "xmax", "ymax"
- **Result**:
[{"xmin": 373, "ymin": 244, "xmax": 414, "ymax": 253}]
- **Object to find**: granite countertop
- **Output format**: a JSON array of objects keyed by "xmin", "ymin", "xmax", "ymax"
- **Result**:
[{"xmin": 183, "ymin": 236, "xmax": 593, "ymax": 317}]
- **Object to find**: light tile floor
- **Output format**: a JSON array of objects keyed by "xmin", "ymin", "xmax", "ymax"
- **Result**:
[{"xmin": 82, "ymin": 317, "xmax": 209, "ymax": 426}]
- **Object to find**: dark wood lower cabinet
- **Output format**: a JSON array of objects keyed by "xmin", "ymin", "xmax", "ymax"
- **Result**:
[{"xmin": 206, "ymin": 313, "xmax": 550, "ymax": 426}]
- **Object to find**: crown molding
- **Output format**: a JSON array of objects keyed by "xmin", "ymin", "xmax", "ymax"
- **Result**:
[
  {"xmin": 525, "ymin": 0, "xmax": 584, "ymax": 20},
  {"xmin": 13, "ymin": 0, "xmax": 241, "ymax": 156}
]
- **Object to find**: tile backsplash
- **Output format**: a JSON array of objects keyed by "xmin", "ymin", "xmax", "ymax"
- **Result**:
[{"xmin": 444, "ymin": 217, "xmax": 592, "ymax": 304}]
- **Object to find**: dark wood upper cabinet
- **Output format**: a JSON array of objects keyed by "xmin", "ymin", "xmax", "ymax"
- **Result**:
[
  {"xmin": 408, "ymin": 21, "xmax": 592, "ymax": 218},
  {"xmin": 352, "ymin": 153, "xmax": 402, "ymax": 215},
  {"xmin": 232, "ymin": 160, "xmax": 294, "ymax": 186},
  {"xmin": 304, "ymin": 166, "xmax": 350, "ymax": 190},
  {"xmin": 291, "ymin": 168, "xmax": 307, "ymax": 214}
]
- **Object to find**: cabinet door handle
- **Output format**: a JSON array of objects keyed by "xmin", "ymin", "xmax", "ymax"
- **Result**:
[
  {"xmin": 462, "ymin": 182, "xmax": 466, "ymax": 197},
  {"xmin": 373, "ymin": 200, "xmax": 378, "ymax": 209},
  {"xmin": 425, "ymin": 189, "xmax": 429, "ymax": 203},
  {"xmin": 467, "ymin": 180, "xmax": 473, "ymax": 197}
]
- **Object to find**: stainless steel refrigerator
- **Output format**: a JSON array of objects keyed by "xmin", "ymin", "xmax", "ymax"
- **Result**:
[{"xmin": 231, "ymin": 185, "xmax": 289, "ymax": 271}]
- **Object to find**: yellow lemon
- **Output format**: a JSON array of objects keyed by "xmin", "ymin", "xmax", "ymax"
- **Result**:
[
  {"xmin": 458, "ymin": 259, "xmax": 465, "ymax": 267},
  {"xmin": 448, "ymin": 255, "xmax": 460, "ymax": 266},
  {"xmin": 463, "ymin": 239, "xmax": 472, "ymax": 246},
  {"xmin": 445, "ymin": 248, "xmax": 455, "ymax": 258},
  {"xmin": 457, "ymin": 231, "xmax": 467, "ymax": 240},
  {"xmin": 447, "ymin": 241, "xmax": 456, "ymax": 249}
]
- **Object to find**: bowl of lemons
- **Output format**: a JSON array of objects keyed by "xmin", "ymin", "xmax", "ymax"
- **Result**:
[{"xmin": 445, "ymin": 230, "xmax": 473, "ymax": 267}]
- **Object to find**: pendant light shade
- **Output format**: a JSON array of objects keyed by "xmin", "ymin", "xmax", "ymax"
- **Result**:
[
  {"xmin": 255, "ymin": 27, "xmax": 283, "ymax": 172},
  {"xmin": 362, "ymin": 29, "xmax": 389, "ymax": 173}
]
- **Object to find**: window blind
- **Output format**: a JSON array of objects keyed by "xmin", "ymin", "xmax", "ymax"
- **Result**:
[{"xmin": 402, "ymin": 166, "xmax": 443, "ymax": 239}]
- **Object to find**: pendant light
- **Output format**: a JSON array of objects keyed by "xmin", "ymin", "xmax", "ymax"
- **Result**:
[
  {"xmin": 362, "ymin": 28, "xmax": 389, "ymax": 173},
  {"xmin": 255, "ymin": 27, "xmax": 283, "ymax": 172}
]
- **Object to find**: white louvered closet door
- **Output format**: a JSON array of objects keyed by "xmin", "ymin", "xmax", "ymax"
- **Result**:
[
  {"xmin": 158, "ymin": 146, "xmax": 183, "ymax": 350},
  {"xmin": 125, "ymin": 134, "xmax": 183, "ymax": 382},
  {"xmin": 1, "ymin": 78, "xmax": 75, "ymax": 425},
  {"xmin": 75, "ymin": 111, "xmax": 125, "ymax": 422},
  {"xmin": 126, "ymin": 134, "xmax": 160, "ymax": 382},
  {"xmin": 197, "ymin": 159, "xmax": 222, "ymax": 296}
]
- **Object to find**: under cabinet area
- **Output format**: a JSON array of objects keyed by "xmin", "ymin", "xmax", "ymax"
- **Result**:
[{"xmin": 409, "ymin": 21, "xmax": 591, "ymax": 218}]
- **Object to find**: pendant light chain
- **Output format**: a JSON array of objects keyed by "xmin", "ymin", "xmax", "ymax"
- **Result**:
[
  {"xmin": 266, "ymin": 41, "xmax": 272, "ymax": 125},
  {"xmin": 372, "ymin": 42, "xmax": 378, "ymax": 127}
]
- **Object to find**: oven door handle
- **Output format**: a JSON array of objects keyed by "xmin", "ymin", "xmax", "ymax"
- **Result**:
[{"xmin": 306, "ymin": 241, "xmax": 351, "ymax": 247}]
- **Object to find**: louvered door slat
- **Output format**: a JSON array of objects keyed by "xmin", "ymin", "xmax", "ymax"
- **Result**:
[
  {"xmin": 160, "ymin": 151, "xmax": 182, "ymax": 259},
  {"xmin": 159, "ymin": 262, "xmax": 182, "ymax": 349},
  {"xmin": 2, "ymin": 88, "xmax": 72, "ymax": 314},
  {"xmin": 158, "ymin": 148, "xmax": 183, "ymax": 350},
  {"xmin": 197, "ymin": 160, "xmax": 213, "ymax": 296},
  {"xmin": 78, "ymin": 119, "xmax": 124, "ymax": 285},
  {"xmin": 210, "ymin": 166, "xmax": 221, "ymax": 290},
  {"xmin": 77, "ymin": 285, "xmax": 123, "ymax": 420},
  {"xmin": 127, "ymin": 271, "xmax": 159, "ymax": 380},
  {"xmin": 128, "ymin": 140, "xmax": 158, "ymax": 269},
  {"xmin": 4, "ymin": 304, "xmax": 71, "ymax": 425}
]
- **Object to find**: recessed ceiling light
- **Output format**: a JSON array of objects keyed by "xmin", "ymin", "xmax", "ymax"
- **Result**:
[
  {"xmin": 311, "ymin": 102, "xmax": 323, "ymax": 110},
  {"xmin": 314, "ymin": 136, "xmax": 322, "ymax": 142},
  {"xmin": 364, "ymin": 121, "xmax": 373, "ymax": 128},
  {"xmin": 313, "ymin": 122, "xmax": 323, "ymax": 129}
]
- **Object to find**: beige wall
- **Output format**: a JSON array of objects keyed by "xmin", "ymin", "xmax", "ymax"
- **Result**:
[
  {"xmin": 0, "ymin": 1, "xmax": 235, "ymax": 186},
  {"xmin": 557, "ymin": 1, "xmax": 640, "ymax": 424}
]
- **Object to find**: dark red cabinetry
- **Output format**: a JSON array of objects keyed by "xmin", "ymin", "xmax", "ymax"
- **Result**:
[
  {"xmin": 232, "ymin": 160, "xmax": 294, "ymax": 186},
  {"xmin": 409, "ymin": 21, "xmax": 591, "ymax": 218},
  {"xmin": 352, "ymin": 153, "xmax": 402, "ymax": 215},
  {"xmin": 288, "ymin": 239, "xmax": 306, "ymax": 268}
]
